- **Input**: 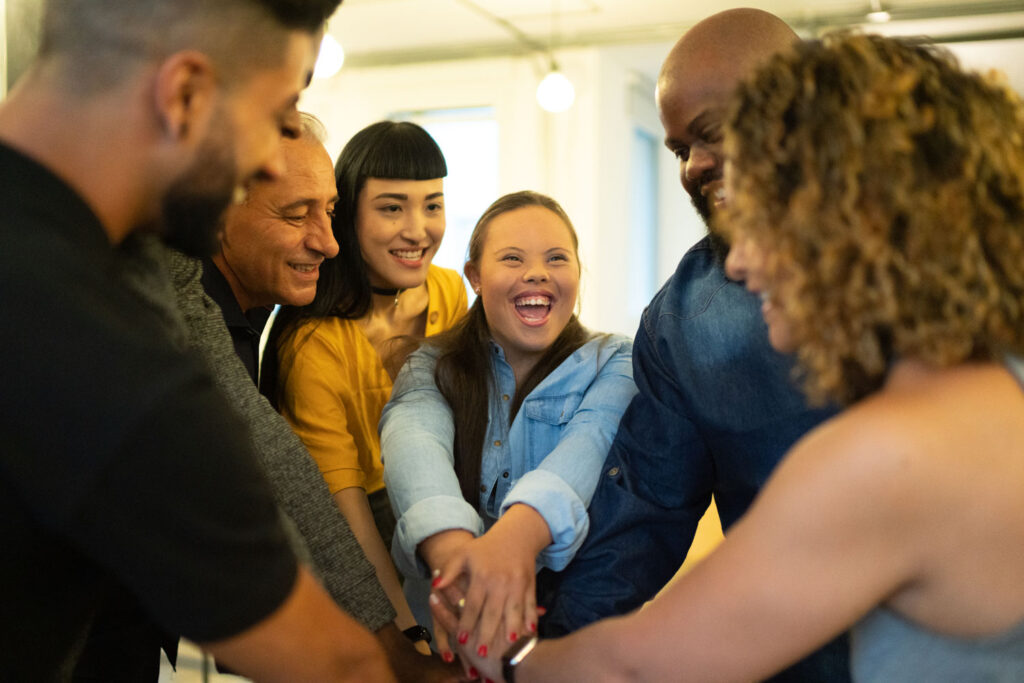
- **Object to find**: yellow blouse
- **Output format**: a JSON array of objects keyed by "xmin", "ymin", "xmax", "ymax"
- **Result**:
[{"xmin": 276, "ymin": 265, "xmax": 467, "ymax": 495}]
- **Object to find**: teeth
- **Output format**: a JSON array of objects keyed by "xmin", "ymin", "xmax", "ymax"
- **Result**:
[
  {"xmin": 392, "ymin": 249, "xmax": 424, "ymax": 260},
  {"xmin": 516, "ymin": 296, "xmax": 550, "ymax": 307},
  {"xmin": 291, "ymin": 264, "xmax": 317, "ymax": 273}
]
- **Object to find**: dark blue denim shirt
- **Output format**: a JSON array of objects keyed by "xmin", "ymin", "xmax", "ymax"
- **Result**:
[{"xmin": 542, "ymin": 236, "xmax": 850, "ymax": 682}]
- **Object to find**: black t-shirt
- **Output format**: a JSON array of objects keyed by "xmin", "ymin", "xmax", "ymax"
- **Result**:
[{"xmin": 0, "ymin": 143, "xmax": 297, "ymax": 679}]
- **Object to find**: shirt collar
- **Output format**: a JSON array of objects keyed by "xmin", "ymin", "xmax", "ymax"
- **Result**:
[{"xmin": 200, "ymin": 257, "xmax": 272, "ymax": 335}]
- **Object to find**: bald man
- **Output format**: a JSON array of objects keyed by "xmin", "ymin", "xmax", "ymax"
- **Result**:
[{"xmin": 538, "ymin": 9, "xmax": 849, "ymax": 681}]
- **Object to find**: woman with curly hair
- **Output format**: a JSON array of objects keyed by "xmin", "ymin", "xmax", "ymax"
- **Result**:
[{"xmin": 451, "ymin": 33, "xmax": 1024, "ymax": 682}]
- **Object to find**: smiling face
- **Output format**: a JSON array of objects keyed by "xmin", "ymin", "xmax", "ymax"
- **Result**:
[
  {"xmin": 214, "ymin": 134, "xmax": 339, "ymax": 311},
  {"xmin": 657, "ymin": 61, "xmax": 743, "ymax": 226},
  {"xmin": 355, "ymin": 177, "xmax": 445, "ymax": 290},
  {"xmin": 466, "ymin": 205, "xmax": 581, "ymax": 375}
]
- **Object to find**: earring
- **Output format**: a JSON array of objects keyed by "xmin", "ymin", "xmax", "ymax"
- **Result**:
[{"xmin": 473, "ymin": 286, "xmax": 481, "ymax": 294}]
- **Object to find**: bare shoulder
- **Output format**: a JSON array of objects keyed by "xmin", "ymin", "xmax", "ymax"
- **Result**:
[{"xmin": 775, "ymin": 361, "xmax": 1024, "ymax": 512}]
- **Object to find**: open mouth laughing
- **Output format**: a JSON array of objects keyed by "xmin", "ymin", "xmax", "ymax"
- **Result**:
[{"xmin": 514, "ymin": 293, "xmax": 552, "ymax": 326}]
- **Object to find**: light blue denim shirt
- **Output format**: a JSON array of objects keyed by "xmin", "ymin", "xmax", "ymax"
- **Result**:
[{"xmin": 381, "ymin": 333, "xmax": 636, "ymax": 579}]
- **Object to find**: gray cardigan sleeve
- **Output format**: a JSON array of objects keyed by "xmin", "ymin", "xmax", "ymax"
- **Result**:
[{"xmin": 162, "ymin": 248, "xmax": 395, "ymax": 631}]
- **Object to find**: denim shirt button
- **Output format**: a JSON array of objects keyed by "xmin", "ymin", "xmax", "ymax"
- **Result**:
[
  {"xmin": 494, "ymin": 440, "xmax": 502, "ymax": 447},
  {"xmin": 502, "ymin": 394, "xmax": 510, "ymax": 401},
  {"xmin": 502, "ymin": 471, "xmax": 509, "ymax": 478},
  {"xmin": 480, "ymin": 485, "xmax": 487, "ymax": 492},
  {"xmin": 607, "ymin": 466, "xmax": 620, "ymax": 477}
]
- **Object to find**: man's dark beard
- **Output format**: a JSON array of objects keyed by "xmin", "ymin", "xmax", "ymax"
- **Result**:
[
  {"xmin": 690, "ymin": 191, "xmax": 731, "ymax": 264},
  {"xmin": 160, "ymin": 123, "xmax": 237, "ymax": 258}
]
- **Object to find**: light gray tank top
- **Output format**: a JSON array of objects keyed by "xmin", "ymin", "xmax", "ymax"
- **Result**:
[
  {"xmin": 852, "ymin": 354, "xmax": 1024, "ymax": 682},
  {"xmin": 852, "ymin": 609, "xmax": 1024, "ymax": 682}
]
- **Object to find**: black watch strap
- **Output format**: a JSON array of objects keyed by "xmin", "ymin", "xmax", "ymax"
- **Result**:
[
  {"xmin": 502, "ymin": 634, "xmax": 539, "ymax": 683},
  {"xmin": 402, "ymin": 625, "xmax": 432, "ymax": 644}
]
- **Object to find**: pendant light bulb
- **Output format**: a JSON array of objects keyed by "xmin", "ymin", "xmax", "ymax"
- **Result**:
[
  {"xmin": 314, "ymin": 34, "xmax": 345, "ymax": 80},
  {"xmin": 536, "ymin": 69, "xmax": 575, "ymax": 113}
]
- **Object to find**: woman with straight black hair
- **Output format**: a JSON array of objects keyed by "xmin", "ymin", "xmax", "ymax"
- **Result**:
[{"xmin": 263, "ymin": 120, "xmax": 467, "ymax": 643}]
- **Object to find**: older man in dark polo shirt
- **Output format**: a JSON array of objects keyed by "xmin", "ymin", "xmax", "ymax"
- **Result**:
[
  {"xmin": 201, "ymin": 113, "xmax": 340, "ymax": 383},
  {"xmin": 174, "ymin": 113, "xmax": 451, "ymax": 680}
]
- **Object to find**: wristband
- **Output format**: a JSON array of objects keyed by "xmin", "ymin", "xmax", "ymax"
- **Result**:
[{"xmin": 402, "ymin": 624, "xmax": 432, "ymax": 645}]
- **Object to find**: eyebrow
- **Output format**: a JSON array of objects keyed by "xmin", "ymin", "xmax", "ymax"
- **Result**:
[
  {"xmin": 664, "ymin": 109, "xmax": 723, "ymax": 148},
  {"xmin": 371, "ymin": 192, "xmax": 445, "ymax": 201},
  {"xmin": 493, "ymin": 246, "xmax": 572, "ymax": 254},
  {"xmin": 279, "ymin": 195, "xmax": 339, "ymax": 212},
  {"xmin": 687, "ymin": 109, "xmax": 723, "ymax": 137}
]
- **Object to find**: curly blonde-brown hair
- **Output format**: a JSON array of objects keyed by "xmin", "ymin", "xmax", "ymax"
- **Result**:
[{"xmin": 723, "ymin": 32, "xmax": 1024, "ymax": 405}]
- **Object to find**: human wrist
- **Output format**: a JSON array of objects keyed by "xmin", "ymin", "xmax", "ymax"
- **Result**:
[
  {"xmin": 418, "ymin": 528, "xmax": 475, "ymax": 570},
  {"xmin": 502, "ymin": 633, "xmax": 540, "ymax": 683},
  {"xmin": 495, "ymin": 504, "xmax": 553, "ymax": 557}
]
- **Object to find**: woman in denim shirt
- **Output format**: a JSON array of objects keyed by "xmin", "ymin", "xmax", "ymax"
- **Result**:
[{"xmin": 380, "ymin": 191, "xmax": 636, "ymax": 671}]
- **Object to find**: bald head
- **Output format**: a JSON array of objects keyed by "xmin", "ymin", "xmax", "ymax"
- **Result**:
[
  {"xmin": 657, "ymin": 8, "xmax": 798, "ymax": 232},
  {"xmin": 660, "ymin": 8, "xmax": 798, "ymax": 89}
]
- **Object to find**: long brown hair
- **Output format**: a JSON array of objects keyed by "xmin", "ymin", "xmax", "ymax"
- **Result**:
[{"xmin": 430, "ymin": 191, "xmax": 594, "ymax": 504}]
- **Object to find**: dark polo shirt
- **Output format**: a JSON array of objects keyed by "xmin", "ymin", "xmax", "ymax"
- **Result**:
[{"xmin": 200, "ymin": 258, "xmax": 272, "ymax": 385}]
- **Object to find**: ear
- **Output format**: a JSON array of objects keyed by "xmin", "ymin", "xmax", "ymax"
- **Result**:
[
  {"xmin": 464, "ymin": 262, "xmax": 481, "ymax": 293},
  {"xmin": 152, "ymin": 50, "xmax": 218, "ymax": 145}
]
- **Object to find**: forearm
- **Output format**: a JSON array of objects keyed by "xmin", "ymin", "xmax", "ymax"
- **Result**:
[
  {"xmin": 489, "ymin": 503, "xmax": 552, "ymax": 559},
  {"xmin": 333, "ymin": 487, "xmax": 418, "ymax": 632},
  {"xmin": 519, "ymin": 615, "xmax": 642, "ymax": 683},
  {"xmin": 203, "ymin": 567, "xmax": 395, "ymax": 682}
]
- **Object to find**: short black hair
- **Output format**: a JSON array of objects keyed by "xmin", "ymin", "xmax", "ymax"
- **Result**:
[
  {"xmin": 39, "ymin": 0, "xmax": 342, "ymax": 92},
  {"xmin": 322, "ymin": 120, "xmax": 448, "ymax": 320}
]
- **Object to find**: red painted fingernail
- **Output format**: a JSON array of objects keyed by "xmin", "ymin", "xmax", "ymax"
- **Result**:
[
  {"xmin": 477, "ymin": 644, "xmax": 488, "ymax": 657},
  {"xmin": 441, "ymin": 650, "xmax": 454, "ymax": 663},
  {"xmin": 536, "ymin": 606, "xmax": 547, "ymax": 615},
  {"xmin": 468, "ymin": 667, "xmax": 479, "ymax": 678},
  {"xmin": 431, "ymin": 576, "xmax": 442, "ymax": 588},
  {"xmin": 509, "ymin": 631, "xmax": 518, "ymax": 642},
  {"xmin": 457, "ymin": 631, "xmax": 469, "ymax": 644}
]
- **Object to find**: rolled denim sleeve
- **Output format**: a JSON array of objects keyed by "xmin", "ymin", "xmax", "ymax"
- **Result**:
[
  {"xmin": 381, "ymin": 347, "xmax": 485, "ymax": 578},
  {"xmin": 542, "ymin": 318, "xmax": 713, "ymax": 635},
  {"xmin": 500, "ymin": 336, "xmax": 637, "ymax": 571}
]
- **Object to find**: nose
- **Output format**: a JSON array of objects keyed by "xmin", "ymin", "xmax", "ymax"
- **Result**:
[
  {"xmin": 683, "ymin": 143, "xmax": 717, "ymax": 186},
  {"xmin": 259, "ymin": 139, "xmax": 288, "ymax": 182},
  {"xmin": 399, "ymin": 209, "xmax": 430, "ymax": 243},
  {"xmin": 723, "ymin": 233, "xmax": 751, "ymax": 282},
  {"xmin": 523, "ymin": 260, "xmax": 549, "ymax": 283},
  {"xmin": 307, "ymin": 210, "xmax": 339, "ymax": 258}
]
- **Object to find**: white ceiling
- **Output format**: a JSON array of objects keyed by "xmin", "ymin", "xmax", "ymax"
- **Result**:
[{"xmin": 329, "ymin": 0, "xmax": 1024, "ymax": 68}]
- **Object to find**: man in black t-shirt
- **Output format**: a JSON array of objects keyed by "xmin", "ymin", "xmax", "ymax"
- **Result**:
[{"xmin": 0, "ymin": 1, "xmax": 395, "ymax": 680}]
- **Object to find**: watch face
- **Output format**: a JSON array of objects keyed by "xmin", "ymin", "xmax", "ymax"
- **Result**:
[{"xmin": 503, "ymin": 633, "xmax": 540, "ymax": 680}]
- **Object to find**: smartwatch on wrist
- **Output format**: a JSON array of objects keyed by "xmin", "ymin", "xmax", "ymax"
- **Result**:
[
  {"xmin": 502, "ymin": 633, "xmax": 539, "ymax": 683},
  {"xmin": 402, "ymin": 624, "xmax": 432, "ymax": 645}
]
